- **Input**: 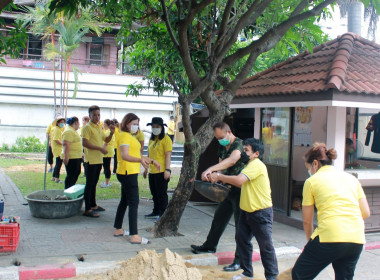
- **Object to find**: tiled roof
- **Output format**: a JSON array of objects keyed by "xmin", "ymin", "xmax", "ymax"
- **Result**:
[{"xmin": 235, "ymin": 33, "xmax": 380, "ymax": 99}]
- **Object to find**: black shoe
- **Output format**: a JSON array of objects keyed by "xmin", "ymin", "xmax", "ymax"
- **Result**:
[
  {"xmin": 144, "ymin": 212, "xmax": 159, "ymax": 219},
  {"xmin": 223, "ymin": 263, "xmax": 240, "ymax": 272},
  {"xmin": 190, "ymin": 244, "xmax": 216, "ymax": 254}
]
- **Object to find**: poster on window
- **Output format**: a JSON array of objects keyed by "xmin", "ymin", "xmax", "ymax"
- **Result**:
[{"xmin": 294, "ymin": 107, "xmax": 313, "ymax": 146}]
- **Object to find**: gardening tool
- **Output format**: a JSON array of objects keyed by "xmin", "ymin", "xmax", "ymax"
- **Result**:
[{"xmin": 193, "ymin": 180, "xmax": 230, "ymax": 202}]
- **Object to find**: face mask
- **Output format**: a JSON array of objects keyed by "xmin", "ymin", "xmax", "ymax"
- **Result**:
[
  {"xmin": 218, "ymin": 134, "xmax": 230, "ymax": 146},
  {"xmin": 130, "ymin": 125, "xmax": 139, "ymax": 134},
  {"xmin": 152, "ymin": 128, "xmax": 162, "ymax": 136},
  {"xmin": 240, "ymin": 151, "xmax": 250, "ymax": 164},
  {"xmin": 307, "ymin": 169, "xmax": 312, "ymax": 177},
  {"xmin": 59, "ymin": 123, "xmax": 65, "ymax": 128}
]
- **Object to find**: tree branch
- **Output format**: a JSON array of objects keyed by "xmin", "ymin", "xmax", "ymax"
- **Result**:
[
  {"xmin": 219, "ymin": 0, "xmax": 335, "ymax": 71},
  {"xmin": 159, "ymin": 0, "xmax": 180, "ymax": 50},
  {"xmin": 216, "ymin": 0, "xmax": 235, "ymax": 42},
  {"xmin": 0, "ymin": 0, "xmax": 12, "ymax": 13}
]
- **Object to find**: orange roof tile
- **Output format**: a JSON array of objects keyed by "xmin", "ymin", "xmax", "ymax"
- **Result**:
[{"xmin": 234, "ymin": 33, "xmax": 380, "ymax": 101}]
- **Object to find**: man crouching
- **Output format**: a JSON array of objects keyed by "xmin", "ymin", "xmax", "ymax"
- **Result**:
[{"xmin": 209, "ymin": 138, "xmax": 278, "ymax": 280}]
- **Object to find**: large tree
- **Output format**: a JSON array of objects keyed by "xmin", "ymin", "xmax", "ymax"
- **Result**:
[{"xmin": 49, "ymin": 0, "xmax": 380, "ymax": 237}]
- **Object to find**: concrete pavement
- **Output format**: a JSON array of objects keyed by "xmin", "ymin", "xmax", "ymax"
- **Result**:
[{"xmin": 1, "ymin": 166, "xmax": 380, "ymax": 279}]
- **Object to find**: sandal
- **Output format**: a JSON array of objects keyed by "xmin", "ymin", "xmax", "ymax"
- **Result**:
[
  {"xmin": 130, "ymin": 237, "xmax": 151, "ymax": 245},
  {"xmin": 113, "ymin": 230, "xmax": 129, "ymax": 237},
  {"xmin": 55, "ymin": 179, "xmax": 63, "ymax": 184},
  {"xmin": 93, "ymin": 206, "xmax": 105, "ymax": 212},
  {"xmin": 83, "ymin": 210, "xmax": 99, "ymax": 218}
]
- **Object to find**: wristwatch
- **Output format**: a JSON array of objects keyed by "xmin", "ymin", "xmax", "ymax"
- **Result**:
[{"xmin": 165, "ymin": 169, "xmax": 171, "ymax": 173}]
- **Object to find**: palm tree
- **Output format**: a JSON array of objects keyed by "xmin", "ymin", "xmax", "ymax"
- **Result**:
[
  {"xmin": 18, "ymin": 3, "xmax": 62, "ymax": 115},
  {"xmin": 44, "ymin": 11, "xmax": 103, "ymax": 117}
]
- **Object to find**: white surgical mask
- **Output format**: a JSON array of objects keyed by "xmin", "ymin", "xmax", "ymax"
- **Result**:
[
  {"xmin": 152, "ymin": 128, "xmax": 162, "ymax": 136},
  {"xmin": 130, "ymin": 125, "xmax": 139, "ymax": 134},
  {"xmin": 307, "ymin": 169, "xmax": 312, "ymax": 177},
  {"xmin": 59, "ymin": 123, "xmax": 65, "ymax": 128}
]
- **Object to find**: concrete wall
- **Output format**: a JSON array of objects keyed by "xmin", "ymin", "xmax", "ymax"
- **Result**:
[{"xmin": 0, "ymin": 67, "xmax": 178, "ymax": 146}]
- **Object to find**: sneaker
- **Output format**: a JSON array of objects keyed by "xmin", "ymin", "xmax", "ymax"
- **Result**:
[
  {"xmin": 144, "ymin": 212, "xmax": 159, "ymax": 219},
  {"xmin": 154, "ymin": 216, "xmax": 161, "ymax": 223},
  {"xmin": 48, "ymin": 168, "xmax": 54, "ymax": 173},
  {"xmin": 232, "ymin": 273, "xmax": 253, "ymax": 280},
  {"xmin": 100, "ymin": 182, "xmax": 110, "ymax": 188}
]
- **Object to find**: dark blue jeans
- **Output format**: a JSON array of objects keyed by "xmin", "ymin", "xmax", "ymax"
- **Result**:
[
  {"xmin": 292, "ymin": 236, "xmax": 363, "ymax": 280},
  {"xmin": 114, "ymin": 174, "xmax": 139, "ymax": 235},
  {"xmin": 237, "ymin": 207, "xmax": 278, "ymax": 279}
]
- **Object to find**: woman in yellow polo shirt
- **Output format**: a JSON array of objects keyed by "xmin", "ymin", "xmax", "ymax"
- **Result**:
[
  {"xmin": 292, "ymin": 142, "xmax": 371, "ymax": 280},
  {"xmin": 101, "ymin": 119, "xmax": 115, "ymax": 188},
  {"xmin": 62, "ymin": 117, "xmax": 82, "ymax": 189},
  {"xmin": 51, "ymin": 116, "xmax": 66, "ymax": 183},
  {"xmin": 112, "ymin": 118, "xmax": 120, "ymax": 174},
  {"xmin": 132, "ymin": 127, "xmax": 145, "ymax": 154},
  {"xmin": 113, "ymin": 113, "xmax": 160, "ymax": 244},
  {"xmin": 143, "ymin": 117, "xmax": 172, "ymax": 221}
]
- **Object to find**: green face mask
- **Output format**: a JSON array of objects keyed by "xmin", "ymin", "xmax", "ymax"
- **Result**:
[{"xmin": 218, "ymin": 135, "xmax": 230, "ymax": 146}]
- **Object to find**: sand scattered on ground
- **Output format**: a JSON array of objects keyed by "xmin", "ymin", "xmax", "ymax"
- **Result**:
[{"xmin": 74, "ymin": 249, "xmax": 202, "ymax": 280}]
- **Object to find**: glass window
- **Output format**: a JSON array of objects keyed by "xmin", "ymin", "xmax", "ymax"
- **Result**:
[
  {"xmin": 27, "ymin": 35, "xmax": 42, "ymax": 60},
  {"xmin": 90, "ymin": 44, "xmax": 103, "ymax": 65},
  {"xmin": 261, "ymin": 108, "xmax": 290, "ymax": 166}
]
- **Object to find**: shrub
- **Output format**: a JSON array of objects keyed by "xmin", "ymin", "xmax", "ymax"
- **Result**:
[
  {"xmin": 0, "ymin": 143, "xmax": 10, "ymax": 152},
  {"xmin": 11, "ymin": 136, "xmax": 46, "ymax": 153}
]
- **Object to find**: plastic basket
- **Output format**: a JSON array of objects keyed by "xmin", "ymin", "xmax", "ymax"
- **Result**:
[{"xmin": 0, "ymin": 223, "xmax": 20, "ymax": 252}]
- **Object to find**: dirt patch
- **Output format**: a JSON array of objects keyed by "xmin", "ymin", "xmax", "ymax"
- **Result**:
[
  {"xmin": 74, "ymin": 249, "xmax": 202, "ymax": 280},
  {"xmin": 4, "ymin": 163, "xmax": 52, "ymax": 173}
]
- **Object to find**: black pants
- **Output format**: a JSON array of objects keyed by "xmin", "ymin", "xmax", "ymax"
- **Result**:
[
  {"xmin": 48, "ymin": 146, "xmax": 53, "ymax": 165},
  {"xmin": 114, "ymin": 173, "xmax": 139, "ymax": 235},
  {"xmin": 292, "ymin": 236, "xmax": 363, "ymax": 280},
  {"xmin": 237, "ymin": 208, "xmax": 278, "ymax": 279},
  {"xmin": 53, "ymin": 157, "xmax": 63, "ymax": 178},
  {"xmin": 203, "ymin": 187, "xmax": 241, "ymax": 264},
  {"xmin": 83, "ymin": 161, "xmax": 88, "ymax": 177},
  {"xmin": 113, "ymin": 149, "xmax": 117, "ymax": 173},
  {"xmin": 103, "ymin": 157, "xmax": 111, "ymax": 179},
  {"xmin": 84, "ymin": 164, "xmax": 102, "ymax": 211},
  {"xmin": 64, "ymin": 158, "xmax": 82, "ymax": 189},
  {"xmin": 148, "ymin": 172, "xmax": 169, "ymax": 216}
]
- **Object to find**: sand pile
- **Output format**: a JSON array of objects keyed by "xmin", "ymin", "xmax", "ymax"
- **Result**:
[{"xmin": 78, "ymin": 249, "xmax": 202, "ymax": 280}]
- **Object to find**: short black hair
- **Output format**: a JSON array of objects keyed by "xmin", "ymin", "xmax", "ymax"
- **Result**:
[
  {"xmin": 243, "ymin": 138, "xmax": 264, "ymax": 159},
  {"xmin": 88, "ymin": 105, "xmax": 100, "ymax": 115},
  {"xmin": 67, "ymin": 116, "xmax": 79, "ymax": 125}
]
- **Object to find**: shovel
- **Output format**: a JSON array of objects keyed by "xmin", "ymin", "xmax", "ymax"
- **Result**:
[{"xmin": 193, "ymin": 180, "xmax": 230, "ymax": 202}]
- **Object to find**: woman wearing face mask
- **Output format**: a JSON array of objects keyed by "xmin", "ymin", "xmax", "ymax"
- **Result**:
[
  {"xmin": 51, "ymin": 116, "xmax": 66, "ymax": 183},
  {"xmin": 101, "ymin": 119, "xmax": 115, "ymax": 188},
  {"xmin": 292, "ymin": 143, "xmax": 371, "ymax": 280},
  {"xmin": 143, "ymin": 117, "xmax": 173, "ymax": 221},
  {"xmin": 131, "ymin": 123, "xmax": 145, "ymax": 154},
  {"xmin": 62, "ymin": 117, "xmax": 83, "ymax": 189},
  {"xmin": 113, "ymin": 113, "xmax": 160, "ymax": 244}
]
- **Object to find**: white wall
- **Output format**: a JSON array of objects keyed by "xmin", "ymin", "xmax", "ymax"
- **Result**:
[{"xmin": 0, "ymin": 67, "xmax": 177, "ymax": 146}]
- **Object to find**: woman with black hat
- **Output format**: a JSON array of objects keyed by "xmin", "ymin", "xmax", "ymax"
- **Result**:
[
  {"xmin": 62, "ymin": 117, "xmax": 82, "ymax": 189},
  {"xmin": 143, "ymin": 117, "xmax": 173, "ymax": 221}
]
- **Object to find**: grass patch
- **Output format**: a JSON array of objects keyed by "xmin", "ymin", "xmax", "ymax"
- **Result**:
[
  {"xmin": 1, "ymin": 155, "xmax": 179, "ymax": 200},
  {"xmin": 0, "ymin": 158, "xmax": 43, "ymax": 168}
]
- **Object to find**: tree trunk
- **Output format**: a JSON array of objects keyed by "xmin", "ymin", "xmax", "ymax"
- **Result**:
[{"xmin": 152, "ymin": 96, "xmax": 227, "ymax": 237}]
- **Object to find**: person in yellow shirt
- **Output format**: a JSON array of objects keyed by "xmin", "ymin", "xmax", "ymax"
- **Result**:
[
  {"xmin": 112, "ymin": 118, "xmax": 120, "ymax": 174},
  {"xmin": 82, "ymin": 105, "xmax": 115, "ymax": 218},
  {"xmin": 81, "ymin": 116, "xmax": 90, "ymax": 177},
  {"xmin": 167, "ymin": 115, "xmax": 175, "ymax": 142},
  {"xmin": 62, "ymin": 117, "xmax": 83, "ymax": 189},
  {"xmin": 101, "ymin": 119, "xmax": 115, "ymax": 188},
  {"xmin": 46, "ymin": 121, "xmax": 54, "ymax": 173},
  {"xmin": 132, "ymin": 128, "xmax": 145, "ymax": 154},
  {"xmin": 113, "ymin": 113, "xmax": 160, "ymax": 244},
  {"xmin": 51, "ymin": 116, "xmax": 66, "ymax": 183},
  {"xmin": 209, "ymin": 138, "xmax": 278, "ymax": 280},
  {"xmin": 291, "ymin": 143, "xmax": 371, "ymax": 280},
  {"xmin": 143, "ymin": 117, "xmax": 172, "ymax": 221}
]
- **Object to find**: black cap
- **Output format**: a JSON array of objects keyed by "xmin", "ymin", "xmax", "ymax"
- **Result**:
[{"xmin": 147, "ymin": 117, "xmax": 167, "ymax": 127}]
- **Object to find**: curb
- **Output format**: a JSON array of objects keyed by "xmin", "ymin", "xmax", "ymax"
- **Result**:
[{"xmin": 1, "ymin": 242, "xmax": 380, "ymax": 280}]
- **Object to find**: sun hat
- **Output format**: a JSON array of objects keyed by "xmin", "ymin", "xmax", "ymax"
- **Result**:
[
  {"xmin": 147, "ymin": 117, "xmax": 167, "ymax": 127},
  {"xmin": 52, "ymin": 115, "xmax": 66, "ymax": 126}
]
